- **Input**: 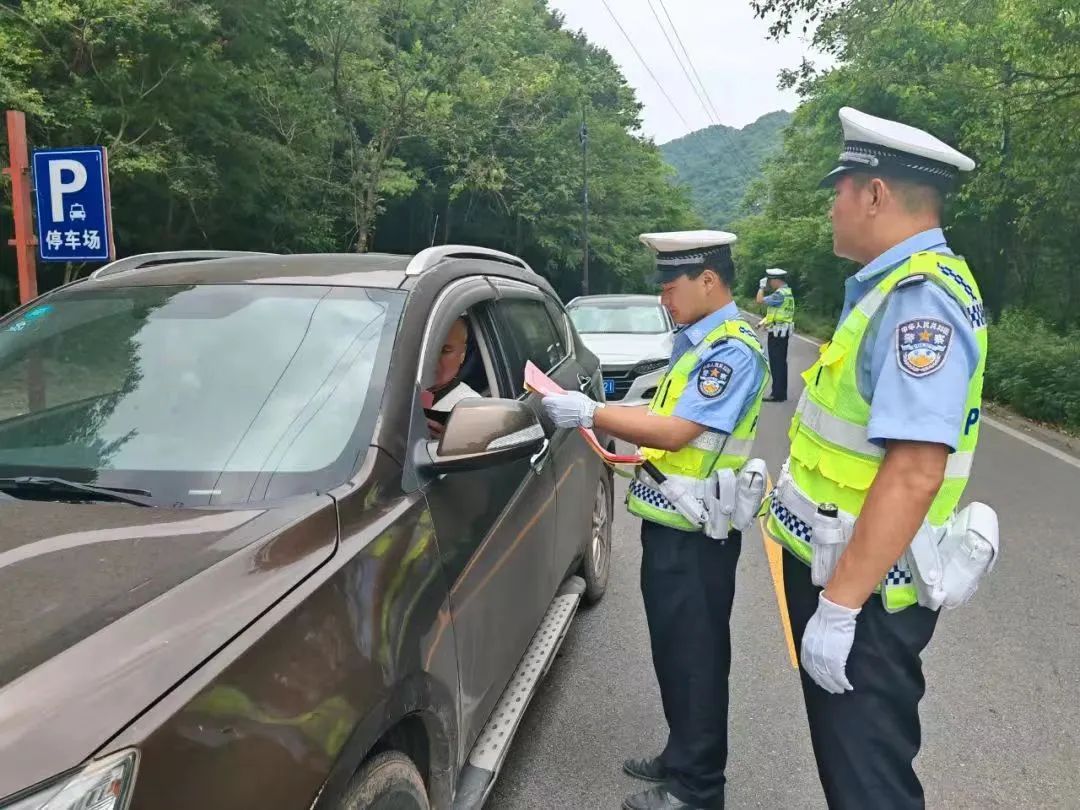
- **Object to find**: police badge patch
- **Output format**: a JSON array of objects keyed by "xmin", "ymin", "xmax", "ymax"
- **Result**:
[
  {"xmin": 698, "ymin": 361, "xmax": 733, "ymax": 398},
  {"xmin": 896, "ymin": 317, "xmax": 953, "ymax": 377}
]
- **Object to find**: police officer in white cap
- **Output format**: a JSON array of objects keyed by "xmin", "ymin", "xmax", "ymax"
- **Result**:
[
  {"xmin": 541, "ymin": 231, "xmax": 769, "ymax": 810},
  {"xmin": 755, "ymin": 268, "xmax": 795, "ymax": 401},
  {"xmin": 765, "ymin": 107, "xmax": 994, "ymax": 809}
]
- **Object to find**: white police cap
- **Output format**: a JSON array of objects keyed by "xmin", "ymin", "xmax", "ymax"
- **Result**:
[
  {"xmin": 766, "ymin": 268, "xmax": 787, "ymax": 278},
  {"xmin": 820, "ymin": 106, "xmax": 975, "ymax": 189},
  {"xmin": 639, "ymin": 230, "xmax": 737, "ymax": 284}
]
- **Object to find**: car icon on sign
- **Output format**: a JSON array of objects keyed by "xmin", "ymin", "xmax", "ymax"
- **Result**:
[{"xmin": 69, "ymin": 203, "xmax": 86, "ymax": 221}]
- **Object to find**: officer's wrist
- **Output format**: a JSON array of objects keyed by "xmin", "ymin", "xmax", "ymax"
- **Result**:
[{"xmin": 583, "ymin": 400, "xmax": 604, "ymax": 429}]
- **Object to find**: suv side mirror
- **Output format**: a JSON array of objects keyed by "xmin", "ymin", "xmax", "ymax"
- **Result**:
[{"xmin": 420, "ymin": 398, "xmax": 545, "ymax": 474}]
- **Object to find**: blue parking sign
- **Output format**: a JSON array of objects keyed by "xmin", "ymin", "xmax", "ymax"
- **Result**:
[{"xmin": 32, "ymin": 147, "xmax": 114, "ymax": 263}]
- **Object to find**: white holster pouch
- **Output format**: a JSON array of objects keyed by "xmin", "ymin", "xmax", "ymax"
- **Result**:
[
  {"xmin": 703, "ymin": 469, "xmax": 736, "ymax": 540},
  {"xmin": 810, "ymin": 509, "xmax": 852, "ymax": 588},
  {"xmin": 907, "ymin": 502, "xmax": 999, "ymax": 610},
  {"xmin": 732, "ymin": 458, "xmax": 768, "ymax": 531}
]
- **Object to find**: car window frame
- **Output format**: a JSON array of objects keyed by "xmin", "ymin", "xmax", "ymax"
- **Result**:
[
  {"xmin": 485, "ymin": 280, "xmax": 570, "ymax": 399},
  {"xmin": 401, "ymin": 275, "xmax": 503, "ymax": 493}
]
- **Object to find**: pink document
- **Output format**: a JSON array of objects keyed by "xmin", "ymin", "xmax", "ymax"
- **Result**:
[{"xmin": 523, "ymin": 361, "xmax": 644, "ymax": 465}]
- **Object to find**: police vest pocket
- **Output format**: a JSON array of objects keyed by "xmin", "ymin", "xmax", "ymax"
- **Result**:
[
  {"xmin": 789, "ymin": 430, "xmax": 878, "ymax": 492},
  {"xmin": 802, "ymin": 341, "xmax": 847, "ymax": 409}
]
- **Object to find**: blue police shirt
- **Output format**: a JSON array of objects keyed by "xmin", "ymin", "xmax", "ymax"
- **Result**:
[
  {"xmin": 670, "ymin": 301, "xmax": 766, "ymax": 434},
  {"xmin": 841, "ymin": 228, "xmax": 980, "ymax": 451},
  {"xmin": 763, "ymin": 290, "xmax": 786, "ymax": 307}
]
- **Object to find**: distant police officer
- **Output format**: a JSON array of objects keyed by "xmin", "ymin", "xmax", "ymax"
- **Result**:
[
  {"xmin": 766, "ymin": 107, "xmax": 997, "ymax": 809},
  {"xmin": 541, "ymin": 231, "xmax": 769, "ymax": 810},
  {"xmin": 755, "ymin": 268, "xmax": 795, "ymax": 402}
]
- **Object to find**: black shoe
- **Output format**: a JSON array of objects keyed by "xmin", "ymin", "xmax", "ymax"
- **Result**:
[
  {"xmin": 623, "ymin": 756, "xmax": 668, "ymax": 783},
  {"xmin": 622, "ymin": 786, "xmax": 706, "ymax": 810},
  {"xmin": 763, "ymin": 396, "xmax": 787, "ymax": 403}
]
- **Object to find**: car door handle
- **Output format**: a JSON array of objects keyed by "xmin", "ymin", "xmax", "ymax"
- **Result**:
[
  {"xmin": 577, "ymin": 373, "xmax": 592, "ymax": 392},
  {"xmin": 530, "ymin": 438, "xmax": 550, "ymax": 472}
]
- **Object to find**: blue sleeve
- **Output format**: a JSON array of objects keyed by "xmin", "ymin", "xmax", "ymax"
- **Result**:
[
  {"xmin": 673, "ymin": 340, "xmax": 765, "ymax": 434},
  {"xmin": 763, "ymin": 292, "xmax": 784, "ymax": 306},
  {"xmin": 864, "ymin": 282, "xmax": 978, "ymax": 451}
]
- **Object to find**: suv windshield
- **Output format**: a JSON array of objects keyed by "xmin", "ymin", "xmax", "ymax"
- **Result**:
[
  {"xmin": 568, "ymin": 302, "xmax": 669, "ymax": 334},
  {"xmin": 0, "ymin": 284, "xmax": 403, "ymax": 506}
]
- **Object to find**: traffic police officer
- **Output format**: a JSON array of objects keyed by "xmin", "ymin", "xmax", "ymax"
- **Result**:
[
  {"xmin": 766, "ymin": 107, "xmax": 989, "ymax": 808},
  {"xmin": 755, "ymin": 268, "xmax": 795, "ymax": 402},
  {"xmin": 541, "ymin": 231, "xmax": 768, "ymax": 810}
]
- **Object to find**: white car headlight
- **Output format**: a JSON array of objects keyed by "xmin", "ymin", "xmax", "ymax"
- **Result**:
[{"xmin": 1, "ymin": 750, "xmax": 138, "ymax": 810}]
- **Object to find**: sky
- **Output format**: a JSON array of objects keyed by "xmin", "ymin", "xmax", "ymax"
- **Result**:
[{"xmin": 548, "ymin": 0, "xmax": 825, "ymax": 144}]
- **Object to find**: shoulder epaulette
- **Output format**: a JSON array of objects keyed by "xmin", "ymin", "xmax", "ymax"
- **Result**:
[{"xmin": 897, "ymin": 274, "xmax": 927, "ymax": 289}]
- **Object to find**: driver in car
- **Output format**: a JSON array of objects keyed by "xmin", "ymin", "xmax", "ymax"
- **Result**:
[{"xmin": 423, "ymin": 316, "xmax": 480, "ymax": 437}]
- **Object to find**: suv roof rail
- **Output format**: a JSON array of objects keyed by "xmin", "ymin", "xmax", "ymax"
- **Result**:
[
  {"xmin": 404, "ymin": 245, "xmax": 533, "ymax": 276},
  {"xmin": 88, "ymin": 250, "xmax": 276, "ymax": 280}
]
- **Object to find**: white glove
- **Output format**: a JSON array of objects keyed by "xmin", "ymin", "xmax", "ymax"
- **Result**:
[
  {"xmin": 541, "ymin": 391, "xmax": 601, "ymax": 429},
  {"xmin": 801, "ymin": 593, "xmax": 860, "ymax": 694},
  {"xmin": 759, "ymin": 277, "xmax": 768, "ymax": 290}
]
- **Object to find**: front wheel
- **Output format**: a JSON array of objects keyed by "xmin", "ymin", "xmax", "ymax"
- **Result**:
[
  {"xmin": 580, "ymin": 469, "xmax": 613, "ymax": 605},
  {"xmin": 337, "ymin": 751, "xmax": 429, "ymax": 810}
]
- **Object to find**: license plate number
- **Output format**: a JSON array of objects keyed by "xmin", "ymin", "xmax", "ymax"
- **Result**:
[{"xmin": 603, "ymin": 378, "xmax": 616, "ymax": 396}]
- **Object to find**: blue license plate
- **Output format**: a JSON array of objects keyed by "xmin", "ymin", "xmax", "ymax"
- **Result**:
[{"xmin": 603, "ymin": 378, "xmax": 616, "ymax": 396}]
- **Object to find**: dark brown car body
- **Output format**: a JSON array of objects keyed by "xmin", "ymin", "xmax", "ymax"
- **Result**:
[{"xmin": 0, "ymin": 249, "xmax": 613, "ymax": 809}]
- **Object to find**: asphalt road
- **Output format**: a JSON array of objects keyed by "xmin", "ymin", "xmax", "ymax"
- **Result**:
[{"xmin": 489, "ymin": 324, "xmax": 1080, "ymax": 809}]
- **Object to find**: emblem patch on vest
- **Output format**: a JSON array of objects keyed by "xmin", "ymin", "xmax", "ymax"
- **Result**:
[
  {"xmin": 896, "ymin": 318, "xmax": 952, "ymax": 377},
  {"xmin": 697, "ymin": 361, "xmax": 733, "ymax": 397}
]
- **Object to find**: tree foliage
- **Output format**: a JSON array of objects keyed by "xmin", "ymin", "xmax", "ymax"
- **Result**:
[{"xmin": 0, "ymin": 0, "xmax": 699, "ymax": 308}]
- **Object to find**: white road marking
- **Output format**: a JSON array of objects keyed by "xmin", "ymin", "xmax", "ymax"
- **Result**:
[{"xmin": 741, "ymin": 310, "xmax": 1080, "ymax": 470}]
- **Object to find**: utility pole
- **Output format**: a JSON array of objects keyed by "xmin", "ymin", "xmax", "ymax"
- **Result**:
[{"xmin": 580, "ymin": 104, "xmax": 590, "ymax": 296}]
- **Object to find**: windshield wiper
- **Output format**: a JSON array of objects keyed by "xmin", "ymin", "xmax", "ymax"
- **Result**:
[{"xmin": 0, "ymin": 477, "xmax": 155, "ymax": 507}]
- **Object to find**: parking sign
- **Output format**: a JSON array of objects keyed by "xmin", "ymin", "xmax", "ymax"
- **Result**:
[{"xmin": 32, "ymin": 147, "xmax": 114, "ymax": 263}]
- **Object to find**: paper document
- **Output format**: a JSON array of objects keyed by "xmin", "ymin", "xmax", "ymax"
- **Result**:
[{"xmin": 523, "ymin": 361, "xmax": 644, "ymax": 466}]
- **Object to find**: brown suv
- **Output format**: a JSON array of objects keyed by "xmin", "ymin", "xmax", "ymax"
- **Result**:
[{"xmin": 0, "ymin": 247, "xmax": 614, "ymax": 810}]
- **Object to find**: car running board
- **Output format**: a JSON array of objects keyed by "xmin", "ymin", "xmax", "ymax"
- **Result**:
[{"xmin": 452, "ymin": 575, "xmax": 586, "ymax": 810}]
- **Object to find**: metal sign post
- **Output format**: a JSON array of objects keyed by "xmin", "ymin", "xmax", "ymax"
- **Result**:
[{"xmin": 3, "ymin": 110, "xmax": 39, "ymax": 304}]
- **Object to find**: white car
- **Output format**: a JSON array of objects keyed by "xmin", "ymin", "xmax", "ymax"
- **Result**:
[
  {"xmin": 68, "ymin": 203, "xmax": 87, "ymax": 221},
  {"xmin": 566, "ymin": 294, "xmax": 676, "ymax": 406}
]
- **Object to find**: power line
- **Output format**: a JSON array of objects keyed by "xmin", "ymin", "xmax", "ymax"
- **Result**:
[
  {"xmin": 644, "ymin": 0, "xmax": 756, "ymax": 186},
  {"xmin": 599, "ymin": 0, "xmax": 691, "ymax": 132},
  {"xmin": 654, "ymin": 0, "xmax": 758, "ymax": 180},
  {"xmin": 657, "ymin": 0, "xmax": 723, "ymax": 123},
  {"xmin": 644, "ymin": 0, "xmax": 714, "ymax": 130}
]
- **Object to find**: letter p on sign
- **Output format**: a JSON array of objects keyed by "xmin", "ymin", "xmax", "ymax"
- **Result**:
[{"xmin": 48, "ymin": 159, "xmax": 88, "ymax": 220}]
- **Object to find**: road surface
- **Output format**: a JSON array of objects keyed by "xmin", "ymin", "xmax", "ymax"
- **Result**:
[{"xmin": 490, "ymin": 323, "xmax": 1080, "ymax": 809}]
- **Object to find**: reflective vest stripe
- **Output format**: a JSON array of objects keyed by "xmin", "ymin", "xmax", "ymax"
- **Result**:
[
  {"xmin": 687, "ymin": 432, "xmax": 754, "ymax": 455},
  {"xmin": 796, "ymin": 395, "xmax": 975, "ymax": 477}
]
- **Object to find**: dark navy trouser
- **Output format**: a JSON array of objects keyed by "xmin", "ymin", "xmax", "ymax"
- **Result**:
[{"xmin": 640, "ymin": 520, "xmax": 741, "ymax": 809}]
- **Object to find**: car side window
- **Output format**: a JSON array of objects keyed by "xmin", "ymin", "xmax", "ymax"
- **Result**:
[{"xmin": 492, "ymin": 298, "xmax": 567, "ymax": 392}]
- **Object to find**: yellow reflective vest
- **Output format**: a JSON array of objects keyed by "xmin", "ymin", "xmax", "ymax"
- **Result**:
[
  {"xmin": 763, "ymin": 285, "xmax": 795, "ymax": 326},
  {"xmin": 767, "ymin": 251, "xmax": 987, "ymax": 611},
  {"xmin": 627, "ymin": 318, "xmax": 769, "ymax": 531}
]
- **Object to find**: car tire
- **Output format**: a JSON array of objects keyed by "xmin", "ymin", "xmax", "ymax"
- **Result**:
[
  {"xmin": 580, "ymin": 466, "xmax": 613, "ymax": 605},
  {"xmin": 337, "ymin": 751, "xmax": 429, "ymax": 810}
]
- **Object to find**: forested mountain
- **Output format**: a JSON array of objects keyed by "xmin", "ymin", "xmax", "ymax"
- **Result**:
[
  {"xmin": 0, "ymin": 0, "xmax": 699, "ymax": 307},
  {"xmin": 660, "ymin": 111, "xmax": 792, "ymax": 227}
]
